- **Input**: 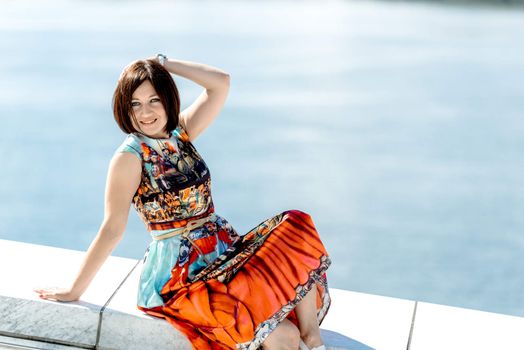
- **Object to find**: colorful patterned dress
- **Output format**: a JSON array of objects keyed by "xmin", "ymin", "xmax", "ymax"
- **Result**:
[{"xmin": 115, "ymin": 125, "xmax": 331, "ymax": 350}]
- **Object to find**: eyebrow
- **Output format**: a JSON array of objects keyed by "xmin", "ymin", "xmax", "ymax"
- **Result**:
[{"xmin": 131, "ymin": 94, "xmax": 159, "ymax": 100}]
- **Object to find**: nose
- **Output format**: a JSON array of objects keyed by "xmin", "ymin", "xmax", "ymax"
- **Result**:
[{"xmin": 141, "ymin": 103, "xmax": 155, "ymax": 118}]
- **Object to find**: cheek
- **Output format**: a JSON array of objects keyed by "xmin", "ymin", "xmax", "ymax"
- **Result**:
[
  {"xmin": 129, "ymin": 113, "xmax": 141, "ymax": 129},
  {"xmin": 158, "ymin": 107, "xmax": 168, "ymax": 117}
]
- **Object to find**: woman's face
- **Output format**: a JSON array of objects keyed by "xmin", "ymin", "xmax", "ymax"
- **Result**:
[{"xmin": 131, "ymin": 80, "xmax": 169, "ymax": 138}]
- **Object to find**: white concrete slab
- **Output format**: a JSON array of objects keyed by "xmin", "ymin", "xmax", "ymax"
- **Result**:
[
  {"xmin": 0, "ymin": 239, "xmax": 138, "ymax": 347},
  {"xmin": 4, "ymin": 238, "xmax": 523, "ymax": 350},
  {"xmin": 320, "ymin": 288, "xmax": 416, "ymax": 350},
  {"xmin": 98, "ymin": 260, "xmax": 192, "ymax": 350},
  {"xmin": 409, "ymin": 302, "xmax": 524, "ymax": 350},
  {"xmin": 100, "ymin": 259, "xmax": 353, "ymax": 350}
]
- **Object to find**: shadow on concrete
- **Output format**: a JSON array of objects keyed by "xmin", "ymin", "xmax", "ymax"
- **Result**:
[{"xmin": 321, "ymin": 329, "xmax": 375, "ymax": 350}]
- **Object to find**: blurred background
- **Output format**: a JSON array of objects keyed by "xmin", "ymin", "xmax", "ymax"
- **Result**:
[{"xmin": 0, "ymin": 0, "xmax": 523, "ymax": 317}]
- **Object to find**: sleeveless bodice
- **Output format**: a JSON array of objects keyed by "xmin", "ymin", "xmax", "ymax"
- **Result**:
[{"xmin": 115, "ymin": 125, "xmax": 214, "ymax": 234}]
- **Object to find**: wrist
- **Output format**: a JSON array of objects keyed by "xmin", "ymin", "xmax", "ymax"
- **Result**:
[
  {"xmin": 69, "ymin": 284, "xmax": 86, "ymax": 298},
  {"xmin": 156, "ymin": 53, "xmax": 167, "ymax": 66}
]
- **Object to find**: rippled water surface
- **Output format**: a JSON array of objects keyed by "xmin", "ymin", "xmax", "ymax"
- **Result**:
[{"xmin": 0, "ymin": 0, "xmax": 523, "ymax": 316}]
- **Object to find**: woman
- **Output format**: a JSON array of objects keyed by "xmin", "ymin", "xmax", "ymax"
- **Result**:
[{"xmin": 33, "ymin": 55, "xmax": 331, "ymax": 350}]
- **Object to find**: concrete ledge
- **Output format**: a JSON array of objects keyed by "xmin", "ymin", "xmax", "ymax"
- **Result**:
[
  {"xmin": 321, "ymin": 289, "xmax": 415, "ymax": 349},
  {"xmin": 1, "ymin": 238, "xmax": 523, "ymax": 350},
  {"xmin": 0, "ymin": 334, "xmax": 88, "ymax": 350},
  {"xmin": 410, "ymin": 301, "xmax": 524, "ymax": 349},
  {"xmin": 97, "ymin": 259, "xmax": 192, "ymax": 350},
  {"xmin": 0, "ymin": 239, "xmax": 138, "ymax": 348}
]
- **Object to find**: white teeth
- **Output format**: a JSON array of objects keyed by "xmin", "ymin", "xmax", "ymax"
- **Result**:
[{"xmin": 141, "ymin": 119, "xmax": 157, "ymax": 125}]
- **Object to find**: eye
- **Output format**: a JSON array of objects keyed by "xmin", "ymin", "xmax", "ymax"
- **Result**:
[
  {"xmin": 150, "ymin": 98, "xmax": 161, "ymax": 103},
  {"xmin": 131, "ymin": 101, "xmax": 140, "ymax": 107}
]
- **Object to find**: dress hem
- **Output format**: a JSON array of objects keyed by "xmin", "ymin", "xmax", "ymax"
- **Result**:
[{"xmin": 236, "ymin": 254, "xmax": 332, "ymax": 350}]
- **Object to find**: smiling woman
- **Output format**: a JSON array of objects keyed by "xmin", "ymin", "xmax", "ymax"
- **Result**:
[
  {"xmin": 113, "ymin": 59, "xmax": 180, "ymax": 140},
  {"xmin": 130, "ymin": 82, "xmax": 169, "ymax": 138},
  {"xmin": 33, "ymin": 56, "xmax": 331, "ymax": 350}
]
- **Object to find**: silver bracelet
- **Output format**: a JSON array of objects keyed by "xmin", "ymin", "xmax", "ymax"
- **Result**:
[{"xmin": 156, "ymin": 53, "xmax": 167, "ymax": 66}]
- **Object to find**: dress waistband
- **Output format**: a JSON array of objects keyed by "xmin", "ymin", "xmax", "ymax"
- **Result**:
[
  {"xmin": 151, "ymin": 212, "xmax": 217, "ymax": 241},
  {"xmin": 148, "ymin": 206, "xmax": 215, "ymax": 231}
]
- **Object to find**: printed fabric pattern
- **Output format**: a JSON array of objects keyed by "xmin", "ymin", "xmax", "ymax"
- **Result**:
[{"xmin": 115, "ymin": 124, "xmax": 331, "ymax": 350}]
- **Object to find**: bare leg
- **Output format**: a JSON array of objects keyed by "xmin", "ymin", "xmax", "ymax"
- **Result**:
[
  {"xmin": 294, "ymin": 286, "xmax": 323, "ymax": 348},
  {"xmin": 262, "ymin": 318, "xmax": 300, "ymax": 350}
]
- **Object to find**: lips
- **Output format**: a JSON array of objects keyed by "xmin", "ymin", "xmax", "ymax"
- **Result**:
[{"xmin": 141, "ymin": 118, "xmax": 157, "ymax": 125}]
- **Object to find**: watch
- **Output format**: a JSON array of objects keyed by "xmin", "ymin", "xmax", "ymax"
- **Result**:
[{"xmin": 156, "ymin": 53, "xmax": 167, "ymax": 66}]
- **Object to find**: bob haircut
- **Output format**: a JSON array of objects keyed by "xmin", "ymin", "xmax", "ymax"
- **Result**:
[{"xmin": 112, "ymin": 59, "xmax": 180, "ymax": 135}]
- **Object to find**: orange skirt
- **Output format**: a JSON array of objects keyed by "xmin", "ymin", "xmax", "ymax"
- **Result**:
[{"xmin": 137, "ymin": 209, "xmax": 331, "ymax": 349}]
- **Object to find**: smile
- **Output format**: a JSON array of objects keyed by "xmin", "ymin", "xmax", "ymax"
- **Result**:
[{"xmin": 141, "ymin": 119, "xmax": 157, "ymax": 125}]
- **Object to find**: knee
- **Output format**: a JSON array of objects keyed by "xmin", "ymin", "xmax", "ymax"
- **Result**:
[
  {"xmin": 285, "ymin": 209, "xmax": 312, "ymax": 222},
  {"xmin": 285, "ymin": 209, "xmax": 316, "ymax": 232}
]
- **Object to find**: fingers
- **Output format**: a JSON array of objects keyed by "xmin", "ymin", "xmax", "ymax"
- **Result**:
[
  {"xmin": 32, "ymin": 286, "xmax": 65, "ymax": 301},
  {"xmin": 33, "ymin": 287, "xmax": 54, "ymax": 300}
]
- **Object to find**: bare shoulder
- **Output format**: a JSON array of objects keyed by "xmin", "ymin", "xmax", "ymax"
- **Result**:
[
  {"xmin": 179, "ymin": 113, "xmax": 189, "ymax": 132},
  {"xmin": 109, "ymin": 151, "xmax": 142, "ymax": 175},
  {"xmin": 105, "ymin": 152, "xmax": 142, "ymax": 204},
  {"xmin": 178, "ymin": 113, "xmax": 197, "ymax": 143}
]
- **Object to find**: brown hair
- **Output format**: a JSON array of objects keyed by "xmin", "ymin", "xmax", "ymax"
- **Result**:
[{"xmin": 112, "ymin": 59, "xmax": 180, "ymax": 135}]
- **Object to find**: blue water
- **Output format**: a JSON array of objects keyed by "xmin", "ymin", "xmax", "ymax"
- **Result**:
[{"xmin": 1, "ymin": 0, "xmax": 523, "ymax": 317}]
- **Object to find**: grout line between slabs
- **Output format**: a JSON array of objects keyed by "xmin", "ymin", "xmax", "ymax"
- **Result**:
[
  {"xmin": 94, "ymin": 259, "xmax": 142, "ymax": 349},
  {"xmin": 406, "ymin": 301, "xmax": 418, "ymax": 350}
]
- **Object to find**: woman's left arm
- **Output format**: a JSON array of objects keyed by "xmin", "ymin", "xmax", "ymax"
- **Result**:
[{"xmin": 161, "ymin": 57, "xmax": 230, "ymax": 142}]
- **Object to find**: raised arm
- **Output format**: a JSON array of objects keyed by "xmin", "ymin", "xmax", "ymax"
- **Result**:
[
  {"xmin": 33, "ymin": 152, "xmax": 141, "ymax": 301},
  {"xmin": 160, "ymin": 57, "xmax": 230, "ymax": 142}
]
